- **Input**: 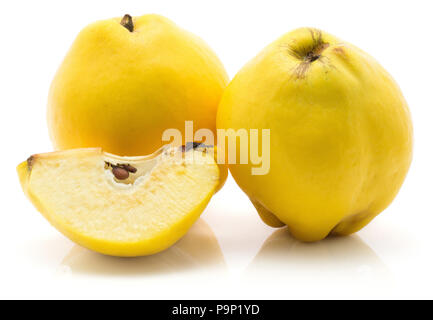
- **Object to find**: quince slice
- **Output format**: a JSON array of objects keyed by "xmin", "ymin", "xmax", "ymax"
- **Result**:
[{"xmin": 17, "ymin": 145, "xmax": 220, "ymax": 257}]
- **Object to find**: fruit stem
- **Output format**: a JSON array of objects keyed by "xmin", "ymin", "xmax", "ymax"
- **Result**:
[{"xmin": 120, "ymin": 14, "xmax": 134, "ymax": 32}]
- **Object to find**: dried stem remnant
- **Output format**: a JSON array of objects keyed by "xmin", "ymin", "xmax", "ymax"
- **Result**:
[{"xmin": 120, "ymin": 14, "xmax": 134, "ymax": 32}]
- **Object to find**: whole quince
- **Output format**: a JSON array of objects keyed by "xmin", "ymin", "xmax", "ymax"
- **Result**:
[
  {"xmin": 48, "ymin": 14, "xmax": 228, "ymax": 156},
  {"xmin": 217, "ymin": 28, "xmax": 413, "ymax": 241}
]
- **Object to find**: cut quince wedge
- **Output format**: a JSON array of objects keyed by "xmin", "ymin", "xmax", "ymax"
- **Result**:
[{"xmin": 17, "ymin": 144, "xmax": 221, "ymax": 257}]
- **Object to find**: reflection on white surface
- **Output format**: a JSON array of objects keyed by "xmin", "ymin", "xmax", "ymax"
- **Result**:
[
  {"xmin": 58, "ymin": 219, "xmax": 226, "ymax": 276},
  {"xmin": 244, "ymin": 228, "xmax": 392, "ymax": 297}
]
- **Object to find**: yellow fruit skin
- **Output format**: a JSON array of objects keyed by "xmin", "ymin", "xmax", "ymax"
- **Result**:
[
  {"xmin": 217, "ymin": 28, "xmax": 413, "ymax": 241},
  {"xmin": 48, "ymin": 14, "xmax": 229, "ymax": 156},
  {"xmin": 250, "ymin": 198, "xmax": 285, "ymax": 228},
  {"xmin": 17, "ymin": 149, "xmax": 220, "ymax": 257}
]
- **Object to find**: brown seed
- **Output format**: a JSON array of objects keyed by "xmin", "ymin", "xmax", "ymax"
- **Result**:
[
  {"xmin": 112, "ymin": 166, "xmax": 129, "ymax": 180},
  {"xmin": 122, "ymin": 164, "xmax": 137, "ymax": 173},
  {"xmin": 182, "ymin": 142, "xmax": 205, "ymax": 152}
]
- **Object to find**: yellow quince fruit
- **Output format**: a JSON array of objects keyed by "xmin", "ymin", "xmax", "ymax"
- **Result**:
[
  {"xmin": 17, "ymin": 145, "xmax": 221, "ymax": 257},
  {"xmin": 217, "ymin": 28, "xmax": 413, "ymax": 241},
  {"xmin": 48, "ymin": 14, "xmax": 228, "ymax": 156}
]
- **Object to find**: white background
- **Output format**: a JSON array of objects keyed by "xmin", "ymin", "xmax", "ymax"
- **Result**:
[{"xmin": 1, "ymin": 0, "xmax": 432, "ymax": 299}]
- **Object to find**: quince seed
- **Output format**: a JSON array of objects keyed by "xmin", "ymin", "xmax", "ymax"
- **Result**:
[{"xmin": 112, "ymin": 166, "xmax": 129, "ymax": 180}]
